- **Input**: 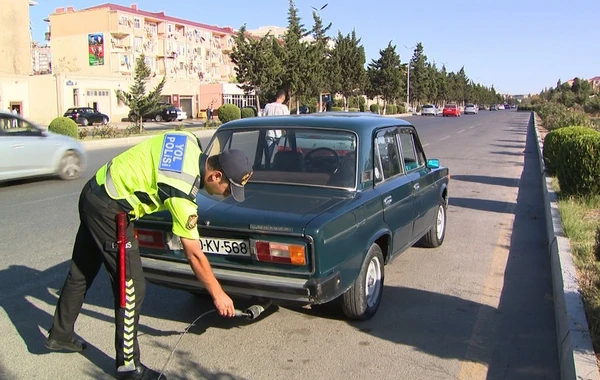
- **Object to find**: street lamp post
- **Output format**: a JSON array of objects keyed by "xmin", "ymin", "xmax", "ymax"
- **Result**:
[{"xmin": 403, "ymin": 44, "xmax": 416, "ymax": 111}]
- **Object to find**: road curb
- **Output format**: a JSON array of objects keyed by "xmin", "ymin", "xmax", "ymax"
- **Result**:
[
  {"xmin": 531, "ymin": 111, "xmax": 600, "ymax": 380},
  {"xmin": 81, "ymin": 129, "xmax": 217, "ymax": 149}
]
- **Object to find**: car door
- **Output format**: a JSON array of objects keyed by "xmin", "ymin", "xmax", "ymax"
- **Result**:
[
  {"xmin": 398, "ymin": 128, "xmax": 438, "ymax": 239},
  {"xmin": 0, "ymin": 115, "xmax": 55, "ymax": 180},
  {"xmin": 374, "ymin": 128, "xmax": 419, "ymax": 256}
]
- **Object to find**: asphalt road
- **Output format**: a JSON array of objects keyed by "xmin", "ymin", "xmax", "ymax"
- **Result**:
[{"xmin": 0, "ymin": 110, "xmax": 559, "ymax": 380}]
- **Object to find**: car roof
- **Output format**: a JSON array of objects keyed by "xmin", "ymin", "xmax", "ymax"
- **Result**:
[{"xmin": 218, "ymin": 112, "xmax": 413, "ymax": 133}]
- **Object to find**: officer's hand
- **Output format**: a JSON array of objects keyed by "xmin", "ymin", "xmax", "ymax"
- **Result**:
[{"xmin": 213, "ymin": 290, "xmax": 235, "ymax": 317}]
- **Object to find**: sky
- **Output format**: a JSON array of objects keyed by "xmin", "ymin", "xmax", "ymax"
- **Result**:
[{"xmin": 29, "ymin": 0, "xmax": 600, "ymax": 95}]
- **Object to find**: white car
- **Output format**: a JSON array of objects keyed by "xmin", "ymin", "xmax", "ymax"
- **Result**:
[
  {"xmin": 464, "ymin": 104, "xmax": 479, "ymax": 114},
  {"xmin": 421, "ymin": 104, "xmax": 439, "ymax": 116},
  {"xmin": 497, "ymin": 104, "xmax": 505, "ymax": 110},
  {"xmin": 176, "ymin": 108, "xmax": 188, "ymax": 121},
  {"xmin": 0, "ymin": 112, "xmax": 86, "ymax": 182}
]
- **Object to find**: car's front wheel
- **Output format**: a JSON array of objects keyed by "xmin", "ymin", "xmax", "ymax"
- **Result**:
[
  {"xmin": 57, "ymin": 151, "xmax": 83, "ymax": 180},
  {"xmin": 155, "ymin": 114, "xmax": 163, "ymax": 122},
  {"xmin": 341, "ymin": 243, "xmax": 384, "ymax": 320},
  {"xmin": 101, "ymin": 117, "xmax": 108, "ymax": 125},
  {"xmin": 419, "ymin": 197, "xmax": 447, "ymax": 248},
  {"xmin": 80, "ymin": 118, "xmax": 89, "ymax": 126}
]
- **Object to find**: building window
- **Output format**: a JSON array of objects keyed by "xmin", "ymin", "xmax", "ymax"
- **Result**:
[
  {"xmin": 145, "ymin": 56, "xmax": 155, "ymax": 71},
  {"xmin": 86, "ymin": 90, "xmax": 109, "ymax": 97},
  {"xmin": 135, "ymin": 37, "xmax": 143, "ymax": 52},
  {"xmin": 167, "ymin": 24, "xmax": 173, "ymax": 33},
  {"xmin": 147, "ymin": 22, "xmax": 157, "ymax": 34},
  {"xmin": 134, "ymin": 17, "xmax": 141, "ymax": 29},
  {"xmin": 119, "ymin": 16, "xmax": 129, "ymax": 26}
]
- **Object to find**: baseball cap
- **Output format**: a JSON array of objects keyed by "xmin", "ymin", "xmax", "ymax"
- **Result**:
[{"xmin": 216, "ymin": 149, "xmax": 253, "ymax": 202}]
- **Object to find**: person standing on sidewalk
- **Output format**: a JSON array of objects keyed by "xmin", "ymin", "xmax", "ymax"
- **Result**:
[
  {"xmin": 45, "ymin": 130, "xmax": 253, "ymax": 380},
  {"xmin": 262, "ymin": 90, "xmax": 290, "ymax": 163}
]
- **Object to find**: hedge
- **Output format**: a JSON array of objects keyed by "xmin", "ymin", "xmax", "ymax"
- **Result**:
[
  {"xmin": 241, "ymin": 107, "xmax": 256, "ymax": 118},
  {"xmin": 555, "ymin": 133, "xmax": 600, "ymax": 196},
  {"xmin": 217, "ymin": 104, "xmax": 241, "ymax": 123},
  {"xmin": 48, "ymin": 116, "xmax": 78, "ymax": 139},
  {"xmin": 543, "ymin": 126, "xmax": 599, "ymax": 175},
  {"xmin": 369, "ymin": 104, "xmax": 379, "ymax": 114}
]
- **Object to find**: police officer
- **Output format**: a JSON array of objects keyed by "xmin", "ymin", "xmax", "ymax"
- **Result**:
[{"xmin": 45, "ymin": 130, "xmax": 253, "ymax": 380}]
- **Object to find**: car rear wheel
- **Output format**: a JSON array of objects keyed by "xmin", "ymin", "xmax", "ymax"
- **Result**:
[
  {"xmin": 155, "ymin": 114, "xmax": 163, "ymax": 122},
  {"xmin": 58, "ymin": 151, "xmax": 82, "ymax": 180},
  {"xmin": 341, "ymin": 243, "xmax": 384, "ymax": 320},
  {"xmin": 419, "ymin": 197, "xmax": 447, "ymax": 248},
  {"xmin": 80, "ymin": 118, "xmax": 89, "ymax": 126},
  {"xmin": 101, "ymin": 117, "xmax": 108, "ymax": 125}
]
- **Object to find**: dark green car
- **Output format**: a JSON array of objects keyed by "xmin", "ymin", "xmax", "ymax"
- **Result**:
[{"xmin": 136, "ymin": 112, "xmax": 450, "ymax": 320}]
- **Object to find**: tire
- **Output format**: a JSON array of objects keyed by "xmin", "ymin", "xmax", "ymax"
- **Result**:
[
  {"xmin": 57, "ymin": 151, "xmax": 82, "ymax": 180},
  {"xmin": 101, "ymin": 117, "xmax": 108, "ymax": 125},
  {"xmin": 419, "ymin": 197, "xmax": 447, "ymax": 248},
  {"xmin": 155, "ymin": 114, "xmax": 163, "ymax": 122},
  {"xmin": 80, "ymin": 118, "xmax": 89, "ymax": 126},
  {"xmin": 341, "ymin": 243, "xmax": 384, "ymax": 320}
]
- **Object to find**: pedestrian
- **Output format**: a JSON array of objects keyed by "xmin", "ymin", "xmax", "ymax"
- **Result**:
[
  {"xmin": 207, "ymin": 103, "xmax": 213, "ymax": 121},
  {"xmin": 45, "ymin": 130, "xmax": 253, "ymax": 380},
  {"xmin": 262, "ymin": 90, "xmax": 290, "ymax": 163}
]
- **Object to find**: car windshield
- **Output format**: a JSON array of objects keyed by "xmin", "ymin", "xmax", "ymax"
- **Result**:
[{"xmin": 206, "ymin": 127, "xmax": 358, "ymax": 189}]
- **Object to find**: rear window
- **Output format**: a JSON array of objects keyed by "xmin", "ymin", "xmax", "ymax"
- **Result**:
[
  {"xmin": 206, "ymin": 127, "xmax": 358, "ymax": 189},
  {"xmin": 445, "ymin": 104, "xmax": 456, "ymax": 108},
  {"xmin": 422, "ymin": 105, "xmax": 433, "ymax": 109},
  {"xmin": 466, "ymin": 104, "xmax": 475, "ymax": 107}
]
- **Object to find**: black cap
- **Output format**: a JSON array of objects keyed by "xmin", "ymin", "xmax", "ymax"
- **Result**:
[{"xmin": 216, "ymin": 149, "xmax": 253, "ymax": 202}]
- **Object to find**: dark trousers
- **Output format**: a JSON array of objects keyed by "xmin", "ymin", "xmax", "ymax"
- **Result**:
[{"xmin": 49, "ymin": 178, "xmax": 145, "ymax": 372}]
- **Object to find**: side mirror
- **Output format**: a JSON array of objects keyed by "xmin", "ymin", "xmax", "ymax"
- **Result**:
[{"xmin": 426, "ymin": 159, "xmax": 440, "ymax": 169}]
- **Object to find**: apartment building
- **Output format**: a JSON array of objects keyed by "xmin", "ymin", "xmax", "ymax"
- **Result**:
[
  {"xmin": 32, "ymin": 42, "xmax": 52, "ymax": 74},
  {"xmin": 45, "ymin": 3, "xmax": 240, "ymax": 120}
]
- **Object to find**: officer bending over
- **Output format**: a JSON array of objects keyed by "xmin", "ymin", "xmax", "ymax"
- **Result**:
[{"xmin": 45, "ymin": 130, "xmax": 253, "ymax": 380}]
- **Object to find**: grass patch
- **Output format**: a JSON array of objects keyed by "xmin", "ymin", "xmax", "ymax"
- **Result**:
[{"xmin": 552, "ymin": 178, "xmax": 600, "ymax": 357}]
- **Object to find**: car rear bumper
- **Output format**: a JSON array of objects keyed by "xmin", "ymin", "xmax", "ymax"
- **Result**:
[{"xmin": 141, "ymin": 256, "xmax": 342, "ymax": 304}]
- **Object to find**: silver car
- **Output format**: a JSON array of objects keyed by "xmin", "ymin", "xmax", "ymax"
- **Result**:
[
  {"xmin": 421, "ymin": 104, "xmax": 439, "ymax": 116},
  {"xmin": 0, "ymin": 112, "xmax": 86, "ymax": 182},
  {"xmin": 464, "ymin": 104, "xmax": 479, "ymax": 114}
]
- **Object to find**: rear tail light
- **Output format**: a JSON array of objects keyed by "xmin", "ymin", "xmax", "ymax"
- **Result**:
[
  {"xmin": 254, "ymin": 241, "xmax": 306, "ymax": 265},
  {"xmin": 134, "ymin": 228, "xmax": 166, "ymax": 249}
]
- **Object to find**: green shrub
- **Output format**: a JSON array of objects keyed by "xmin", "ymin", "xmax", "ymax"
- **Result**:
[
  {"xmin": 241, "ymin": 107, "xmax": 256, "ymax": 118},
  {"xmin": 369, "ymin": 104, "xmax": 379, "ymax": 114},
  {"xmin": 386, "ymin": 104, "xmax": 397, "ymax": 115},
  {"xmin": 48, "ymin": 117, "xmax": 78, "ymax": 139},
  {"xmin": 397, "ymin": 104, "xmax": 406, "ymax": 114},
  {"xmin": 537, "ymin": 102, "xmax": 592, "ymax": 131},
  {"xmin": 348, "ymin": 108, "xmax": 360, "ymax": 112},
  {"xmin": 556, "ymin": 133, "xmax": 600, "ymax": 196},
  {"xmin": 543, "ymin": 126, "xmax": 598, "ymax": 175},
  {"xmin": 359, "ymin": 104, "xmax": 366, "ymax": 112},
  {"xmin": 331, "ymin": 106, "xmax": 344, "ymax": 112},
  {"xmin": 217, "ymin": 104, "xmax": 241, "ymax": 123}
]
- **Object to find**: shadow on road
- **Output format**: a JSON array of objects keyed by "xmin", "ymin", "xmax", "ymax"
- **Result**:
[{"xmin": 451, "ymin": 174, "xmax": 519, "ymax": 188}]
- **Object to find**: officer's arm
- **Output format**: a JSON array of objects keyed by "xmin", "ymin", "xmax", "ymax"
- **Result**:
[{"xmin": 164, "ymin": 197, "xmax": 235, "ymax": 316}]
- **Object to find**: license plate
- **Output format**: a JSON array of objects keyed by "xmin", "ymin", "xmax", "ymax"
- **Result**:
[{"xmin": 200, "ymin": 237, "xmax": 250, "ymax": 256}]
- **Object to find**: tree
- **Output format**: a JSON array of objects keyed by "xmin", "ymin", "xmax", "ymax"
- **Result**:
[
  {"xmin": 116, "ymin": 54, "xmax": 165, "ymax": 133},
  {"xmin": 308, "ymin": 9, "xmax": 332, "ymax": 111},
  {"xmin": 329, "ymin": 30, "xmax": 366, "ymax": 111},
  {"xmin": 367, "ymin": 42, "xmax": 403, "ymax": 114},
  {"xmin": 282, "ymin": 0, "xmax": 313, "ymax": 112},
  {"xmin": 409, "ymin": 42, "xmax": 429, "ymax": 104},
  {"xmin": 230, "ymin": 25, "xmax": 284, "ymax": 111}
]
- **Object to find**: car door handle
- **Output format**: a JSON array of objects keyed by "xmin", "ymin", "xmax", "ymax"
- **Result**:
[
  {"xmin": 12, "ymin": 144, "xmax": 25, "ymax": 149},
  {"xmin": 384, "ymin": 196, "xmax": 392, "ymax": 206},
  {"xmin": 413, "ymin": 183, "xmax": 420, "ymax": 190}
]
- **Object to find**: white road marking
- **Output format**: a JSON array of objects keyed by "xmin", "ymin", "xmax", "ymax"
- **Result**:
[
  {"xmin": 423, "ymin": 143, "xmax": 430, "ymax": 147},
  {"xmin": 438, "ymin": 136, "xmax": 450, "ymax": 141},
  {"xmin": 457, "ymin": 129, "xmax": 466, "ymax": 134}
]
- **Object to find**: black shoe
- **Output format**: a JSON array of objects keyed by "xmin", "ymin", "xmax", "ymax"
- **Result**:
[
  {"xmin": 45, "ymin": 337, "xmax": 87, "ymax": 352},
  {"xmin": 116, "ymin": 364, "xmax": 165, "ymax": 380}
]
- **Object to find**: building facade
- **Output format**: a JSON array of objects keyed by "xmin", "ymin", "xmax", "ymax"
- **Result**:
[
  {"xmin": 31, "ymin": 42, "xmax": 52, "ymax": 74},
  {"xmin": 42, "ymin": 3, "xmax": 239, "ymax": 121}
]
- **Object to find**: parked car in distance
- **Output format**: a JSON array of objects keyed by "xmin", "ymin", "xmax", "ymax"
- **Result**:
[
  {"xmin": 129, "ymin": 103, "xmax": 179, "ymax": 123},
  {"xmin": 497, "ymin": 104, "xmax": 505, "ymax": 110},
  {"xmin": 442, "ymin": 104, "xmax": 461, "ymax": 117},
  {"xmin": 0, "ymin": 111, "xmax": 86, "ymax": 182},
  {"xmin": 135, "ymin": 112, "xmax": 450, "ymax": 320},
  {"xmin": 464, "ymin": 104, "xmax": 479, "ymax": 115},
  {"xmin": 421, "ymin": 104, "xmax": 439, "ymax": 116},
  {"xmin": 490, "ymin": 104, "xmax": 498, "ymax": 111},
  {"xmin": 176, "ymin": 108, "xmax": 188, "ymax": 121},
  {"xmin": 63, "ymin": 107, "xmax": 110, "ymax": 126}
]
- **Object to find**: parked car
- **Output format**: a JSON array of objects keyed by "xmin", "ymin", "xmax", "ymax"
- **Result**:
[
  {"xmin": 135, "ymin": 112, "xmax": 450, "ymax": 320},
  {"xmin": 497, "ymin": 104, "xmax": 506, "ymax": 110},
  {"xmin": 490, "ymin": 104, "xmax": 498, "ymax": 111},
  {"xmin": 176, "ymin": 108, "xmax": 188, "ymax": 121},
  {"xmin": 442, "ymin": 104, "xmax": 461, "ymax": 117},
  {"xmin": 129, "ymin": 103, "xmax": 179, "ymax": 122},
  {"xmin": 63, "ymin": 107, "xmax": 110, "ymax": 126},
  {"xmin": 0, "ymin": 111, "xmax": 86, "ymax": 182},
  {"xmin": 421, "ymin": 104, "xmax": 439, "ymax": 116},
  {"xmin": 464, "ymin": 104, "xmax": 479, "ymax": 115}
]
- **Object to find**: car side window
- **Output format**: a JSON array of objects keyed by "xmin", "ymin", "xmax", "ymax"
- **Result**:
[
  {"xmin": 375, "ymin": 129, "xmax": 403, "ymax": 183},
  {"xmin": 0, "ymin": 116, "xmax": 40, "ymax": 136},
  {"xmin": 399, "ymin": 131, "xmax": 425, "ymax": 171}
]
